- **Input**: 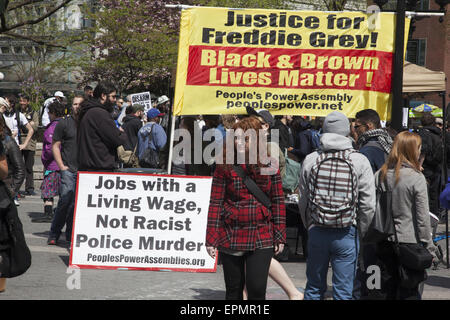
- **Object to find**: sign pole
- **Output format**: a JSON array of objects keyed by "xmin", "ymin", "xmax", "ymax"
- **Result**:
[
  {"xmin": 167, "ymin": 115, "xmax": 176, "ymax": 174},
  {"xmin": 391, "ymin": 0, "xmax": 406, "ymax": 132}
]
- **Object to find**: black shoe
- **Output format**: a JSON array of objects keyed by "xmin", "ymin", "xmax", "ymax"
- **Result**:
[{"xmin": 26, "ymin": 190, "xmax": 37, "ymax": 196}]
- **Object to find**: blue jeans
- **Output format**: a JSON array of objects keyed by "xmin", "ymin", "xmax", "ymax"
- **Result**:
[
  {"xmin": 49, "ymin": 170, "xmax": 77, "ymax": 241},
  {"xmin": 304, "ymin": 226, "xmax": 359, "ymax": 300}
]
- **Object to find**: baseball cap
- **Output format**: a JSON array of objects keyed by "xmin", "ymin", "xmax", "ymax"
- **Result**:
[
  {"xmin": 147, "ymin": 108, "xmax": 165, "ymax": 120},
  {"xmin": 54, "ymin": 91, "xmax": 65, "ymax": 98},
  {"xmin": 157, "ymin": 95, "xmax": 169, "ymax": 105}
]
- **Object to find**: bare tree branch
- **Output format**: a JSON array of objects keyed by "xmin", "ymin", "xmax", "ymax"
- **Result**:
[
  {"xmin": 3, "ymin": 30, "xmax": 66, "ymax": 48},
  {"xmin": 7, "ymin": 0, "xmax": 44, "ymax": 12},
  {"xmin": 1, "ymin": 0, "xmax": 72, "ymax": 32}
]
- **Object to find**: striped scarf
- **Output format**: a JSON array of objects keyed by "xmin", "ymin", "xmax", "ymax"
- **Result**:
[{"xmin": 358, "ymin": 129, "xmax": 393, "ymax": 154}]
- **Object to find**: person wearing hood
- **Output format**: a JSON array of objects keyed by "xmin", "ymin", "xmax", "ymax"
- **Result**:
[
  {"xmin": 416, "ymin": 113, "xmax": 443, "ymax": 217},
  {"xmin": 298, "ymin": 111, "xmax": 375, "ymax": 300},
  {"xmin": 137, "ymin": 108, "xmax": 167, "ymax": 168},
  {"xmin": 290, "ymin": 116, "xmax": 314, "ymax": 163},
  {"xmin": 77, "ymin": 81, "xmax": 127, "ymax": 171},
  {"xmin": 121, "ymin": 104, "xmax": 144, "ymax": 151},
  {"xmin": 273, "ymin": 115, "xmax": 293, "ymax": 153}
]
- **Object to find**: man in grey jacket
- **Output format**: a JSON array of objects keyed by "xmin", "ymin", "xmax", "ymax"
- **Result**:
[{"xmin": 298, "ymin": 111, "xmax": 375, "ymax": 300}]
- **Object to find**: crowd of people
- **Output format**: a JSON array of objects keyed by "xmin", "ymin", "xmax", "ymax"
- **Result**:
[{"xmin": 0, "ymin": 80, "xmax": 446, "ymax": 300}]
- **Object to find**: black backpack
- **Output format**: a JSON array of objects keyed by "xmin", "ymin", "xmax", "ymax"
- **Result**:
[{"xmin": 418, "ymin": 129, "xmax": 442, "ymax": 168}]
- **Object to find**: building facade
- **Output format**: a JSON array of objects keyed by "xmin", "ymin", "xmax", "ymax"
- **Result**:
[{"xmin": 0, "ymin": 0, "xmax": 91, "ymax": 95}]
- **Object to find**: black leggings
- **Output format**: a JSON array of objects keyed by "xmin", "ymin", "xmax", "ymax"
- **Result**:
[{"xmin": 220, "ymin": 248, "xmax": 273, "ymax": 300}]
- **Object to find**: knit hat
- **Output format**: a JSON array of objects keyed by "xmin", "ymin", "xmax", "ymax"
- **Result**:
[{"xmin": 322, "ymin": 111, "xmax": 350, "ymax": 137}]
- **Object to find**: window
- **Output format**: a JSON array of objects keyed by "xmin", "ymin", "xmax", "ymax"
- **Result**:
[
  {"xmin": 419, "ymin": 0, "xmax": 429, "ymax": 10},
  {"xmin": 381, "ymin": 0, "xmax": 429, "ymax": 10},
  {"xmin": 406, "ymin": 39, "xmax": 426, "ymax": 66}
]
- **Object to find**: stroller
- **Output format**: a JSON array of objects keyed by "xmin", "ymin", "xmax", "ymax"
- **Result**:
[{"xmin": 430, "ymin": 210, "xmax": 448, "ymax": 269}]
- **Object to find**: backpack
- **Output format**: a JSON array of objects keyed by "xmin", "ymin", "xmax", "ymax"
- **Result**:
[
  {"xmin": 138, "ymin": 124, "xmax": 160, "ymax": 168},
  {"xmin": 308, "ymin": 149, "xmax": 358, "ymax": 228},
  {"xmin": 309, "ymin": 129, "xmax": 321, "ymax": 151},
  {"xmin": 282, "ymin": 150, "xmax": 302, "ymax": 193},
  {"xmin": 417, "ymin": 129, "xmax": 442, "ymax": 168}
]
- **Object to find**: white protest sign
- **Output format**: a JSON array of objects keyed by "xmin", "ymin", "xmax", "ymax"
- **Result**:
[
  {"xmin": 69, "ymin": 172, "xmax": 216, "ymax": 272},
  {"xmin": 130, "ymin": 91, "xmax": 152, "ymax": 112}
]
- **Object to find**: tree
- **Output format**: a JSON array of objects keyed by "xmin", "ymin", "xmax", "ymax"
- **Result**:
[
  {"xmin": 61, "ymin": 0, "xmax": 290, "ymax": 95},
  {"xmin": 287, "ymin": 0, "xmax": 367, "ymax": 11},
  {"xmin": 0, "ymin": 0, "xmax": 74, "ymax": 47}
]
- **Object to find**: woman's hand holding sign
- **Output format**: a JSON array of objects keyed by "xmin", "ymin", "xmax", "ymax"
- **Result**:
[{"xmin": 206, "ymin": 246, "xmax": 217, "ymax": 259}]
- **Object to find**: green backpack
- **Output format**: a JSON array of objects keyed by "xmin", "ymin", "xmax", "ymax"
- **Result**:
[{"xmin": 282, "ymin": 150, "xmax": 302, "ymax": 193}]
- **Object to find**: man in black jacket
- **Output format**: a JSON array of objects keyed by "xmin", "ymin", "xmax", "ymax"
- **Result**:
[
  {"xmin": 417, "ymin": 113, "xmax": 443, "ymax": 216},
  {"xmin": 121, "ymin": 104, "xmax": 144, "ymax": 151},
  {"xmin": 77, "ymin": 81, "xmax": 127, "ymax": 171},
  {"xmin": 273, "ymin": 115, "xmax": 293, "ymax": 153}
]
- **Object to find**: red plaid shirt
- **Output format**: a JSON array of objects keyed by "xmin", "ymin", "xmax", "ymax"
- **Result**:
[{"xmin": 206, "ymin": 164, "xmax": 286, "ymax": 251}]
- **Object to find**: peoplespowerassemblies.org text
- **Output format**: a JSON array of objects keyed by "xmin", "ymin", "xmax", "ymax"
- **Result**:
[{"xmin": 86, "ymin": 253, "xmax": 207, "ymax": 267}]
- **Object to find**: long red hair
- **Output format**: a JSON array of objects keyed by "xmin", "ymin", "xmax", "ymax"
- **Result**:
[
  {"xmin": 217, "ymin": 116, "xmax": 267, "ymax": 171},
  {"xmin": 380, "ymin": 131, "xmax": 422, "ymax": 185}
]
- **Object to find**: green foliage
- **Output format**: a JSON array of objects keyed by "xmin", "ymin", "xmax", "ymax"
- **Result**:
[
  {"xmin": 196, "ymin": 0, "xmax": 286, "ymax": 9},
  {"xmin": 20, "ymin": 78, "xmax": 49, "ymax": 112}
]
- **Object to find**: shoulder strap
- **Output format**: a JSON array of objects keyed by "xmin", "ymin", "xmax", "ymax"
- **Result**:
[
  {"xmin": 233, "ymin": 165, "xmax": 272, "ymax": 209},
  {"xmin": 15, "ymin": 109, "xmax": 21, "ymax": 143}
]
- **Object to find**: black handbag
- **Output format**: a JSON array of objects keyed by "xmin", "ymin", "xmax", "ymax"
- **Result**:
[
  {"xmin": 363, "ymin": 175, "xmax": 395, "ymax": 243},
  {"xmin": 390, "ymin": 192, "xmax": 433, "ymax": 288},
  {"xmin": 396, "ymin": 243, "xmax": 433, "ymax": 271},
  {"xmin": 0, "ymin": 181, "xmax": 32, "ymax": 278}
]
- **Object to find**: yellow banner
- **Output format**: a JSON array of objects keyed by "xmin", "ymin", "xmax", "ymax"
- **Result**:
[{"xmin": 174, "ymin": 7, "xmax": 410, "ymax": 120}]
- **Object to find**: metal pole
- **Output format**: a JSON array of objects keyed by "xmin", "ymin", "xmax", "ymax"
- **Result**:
[
  {"xmin": 440, "ymin": 93, "xmax": 449, "ymax": 268},
  {"xmin": 167, "ymin": 115, "xmax": 177, "ymax": 175},
  {"xmin": 391, "ymin": 0, "xmax": 406, "ymax": 132}
]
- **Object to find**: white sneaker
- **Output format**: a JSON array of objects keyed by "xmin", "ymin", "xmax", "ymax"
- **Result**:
[{"xmin": 14, "ymin": 199, "xmax": 19, "ymax": 206}]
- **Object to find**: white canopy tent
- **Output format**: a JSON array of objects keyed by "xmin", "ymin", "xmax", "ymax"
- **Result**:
[
  {"xmin": 401, "ymin": 61, "xmax": 446, "ymax": 127},
  {"xmin": 403, "ymin": 61, "xmax": 446, "ymax": 93}
]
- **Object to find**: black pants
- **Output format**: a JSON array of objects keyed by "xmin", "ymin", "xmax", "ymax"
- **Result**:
[
  {"xmin": 353, "ymin": 243, "xmax": 379, "ymax": 300},
  {"xmin": 220, "ymin": 248, "xmax": 273, "ymax": 300},
  {"xmin": 376, "ymin": 241, "xmax": 421, "ymax": 300},
  {"xmin": 22, "ymin": 150, "xmax": 35, "ymax": 192},
  {"xmin": 425, "ymin": 171, "xmax": 440, "ymax": 215}
]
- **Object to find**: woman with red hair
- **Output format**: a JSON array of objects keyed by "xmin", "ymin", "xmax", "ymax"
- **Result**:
[
  {"xmin": 206, "ymin": 116, "xmax": 286, "ymax": 300},
  {"xmin": 376, "ymin": 131, "xmax": 437, "ymax": 299}
]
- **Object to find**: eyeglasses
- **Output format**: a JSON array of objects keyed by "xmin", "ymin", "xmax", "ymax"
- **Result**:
[{"xmin": 354, "ymin": 124, "xmax": 366, "ymax": 130}]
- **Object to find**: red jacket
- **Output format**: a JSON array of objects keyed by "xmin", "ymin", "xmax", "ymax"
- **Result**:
[{"xmin": 206, "ymin": 164, "xmax": 286, "ymax": 251}]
